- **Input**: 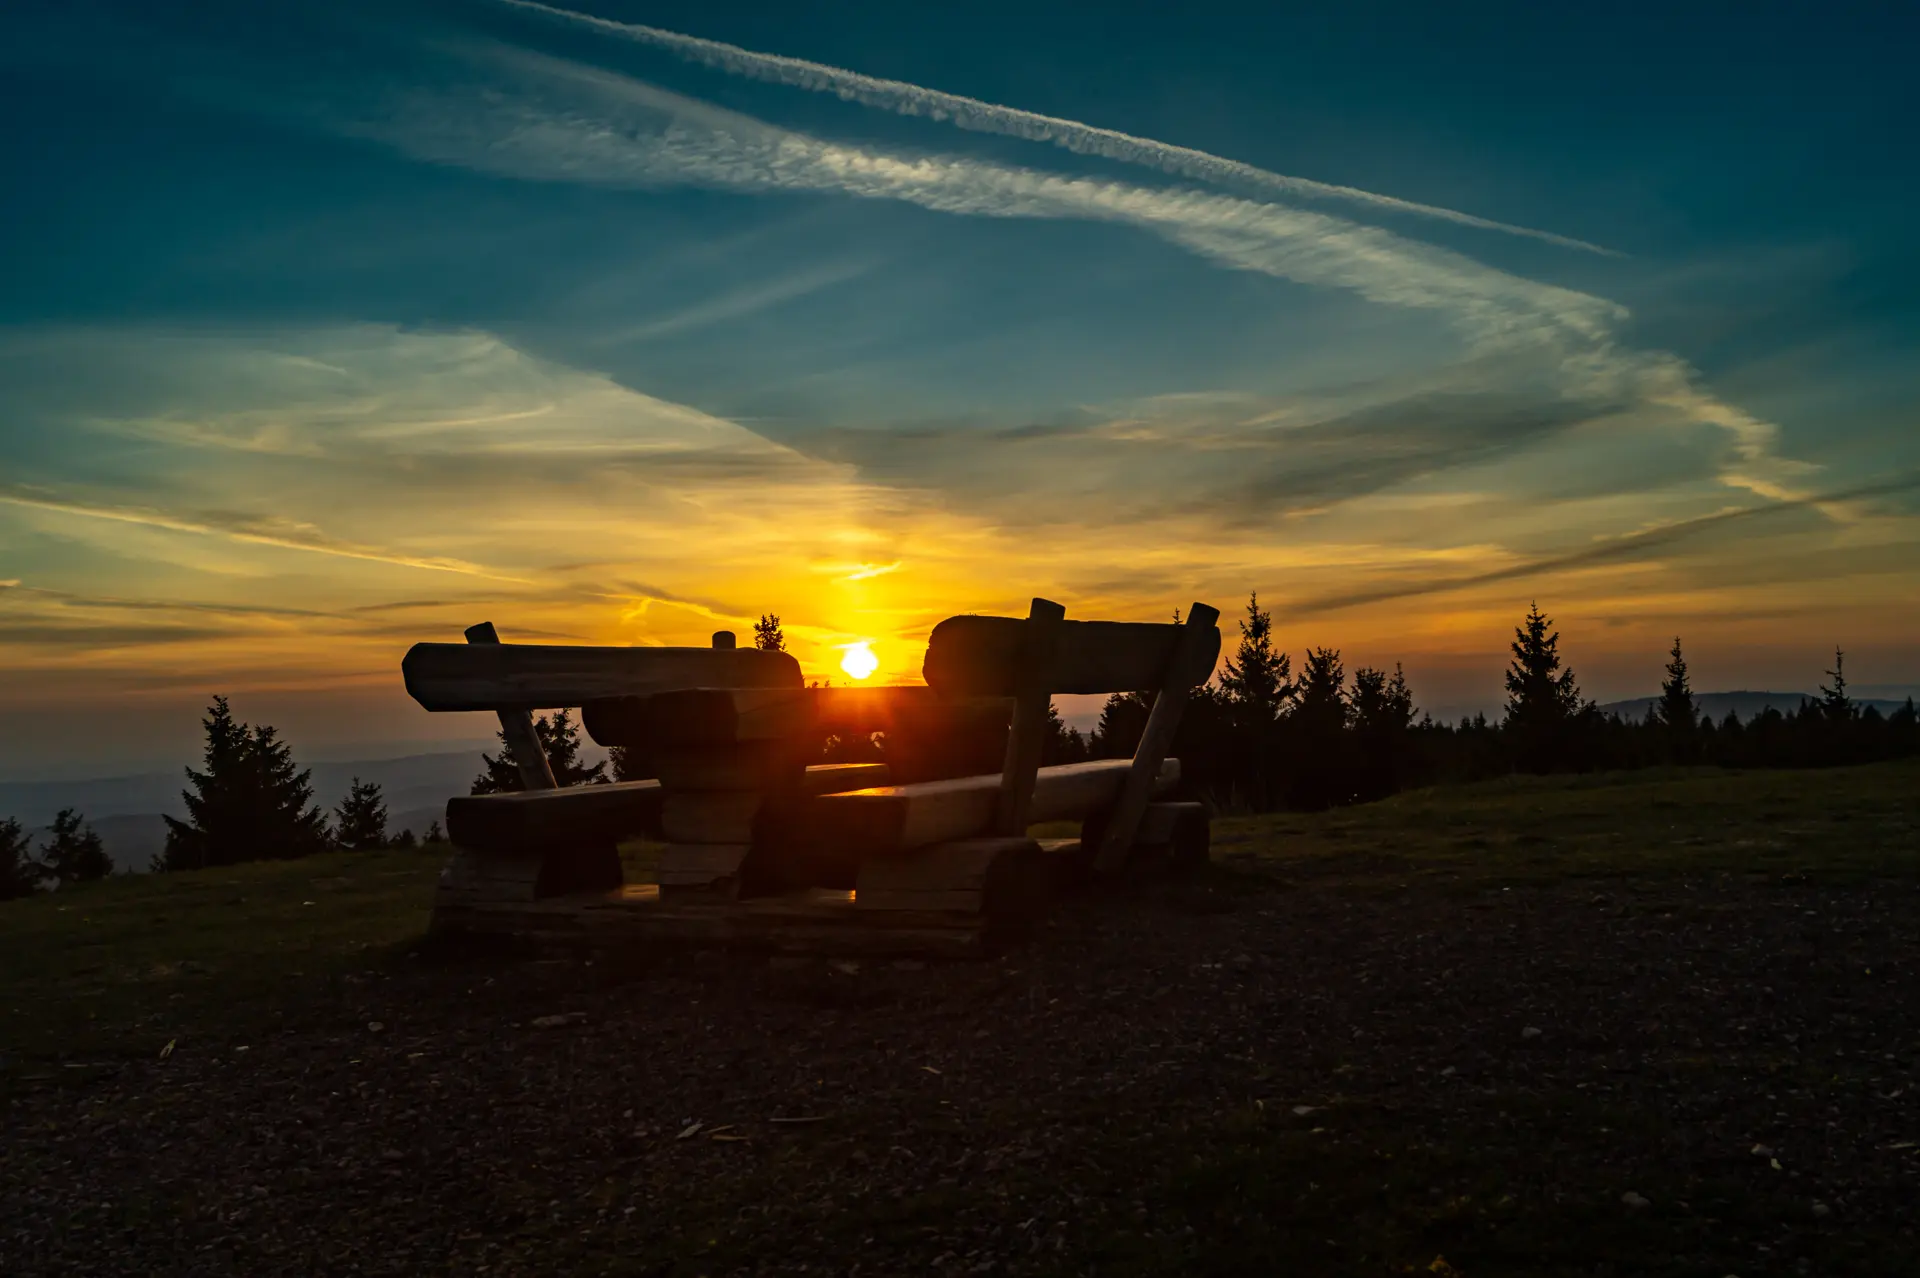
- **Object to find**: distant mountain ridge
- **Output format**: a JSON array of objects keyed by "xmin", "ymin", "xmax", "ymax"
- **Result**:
[
  {"xmin": 1597, "ymin": 690, "xmax": 1914, "ymax": 723},
  {"xmin": 0, "ymin": 745, "xmax": 595, "ymax": 875}
]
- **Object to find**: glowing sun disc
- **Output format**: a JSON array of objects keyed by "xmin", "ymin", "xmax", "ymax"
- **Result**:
[{"xmin": 840, "ymin": 641, "xmax": 879, "ymax": 680}]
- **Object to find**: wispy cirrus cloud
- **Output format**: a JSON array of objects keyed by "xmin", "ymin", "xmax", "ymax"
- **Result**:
[
  {"xmin": 496, "ymin": 0, "xmax": 1616, "ymax": 256},
  {"xmin": 358, "ymin": 43, "xmax": 1808, "ymax": 507},
  {"xmin": 0, "ymin": 485, "xmax": 524, "ymax": 580},
  {"xmin": 1290, "ymin": 471, "xmax": 1920, "ymax": 615}
]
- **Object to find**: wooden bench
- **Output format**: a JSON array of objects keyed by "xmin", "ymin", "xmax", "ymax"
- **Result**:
[
  {"xmin": 403, "ymin": 623, "xmax": 891, "ymax": 919},
  {"xmin": 406, "ymin": 599, "xmax": 1220, "ymax": 954}
]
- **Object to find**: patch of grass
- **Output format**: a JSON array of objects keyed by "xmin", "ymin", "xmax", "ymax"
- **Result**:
[
  {"xmin": 4, "ymin": 763, "xmax": 1914, "ymax": 1066},
  {"xmin": 0, "ymin": 847, "xmax": 443, "ymax": 1060},
  {"xmin": 1218, "ymin": 760, "xmax": 1920, "ymax": 889}
]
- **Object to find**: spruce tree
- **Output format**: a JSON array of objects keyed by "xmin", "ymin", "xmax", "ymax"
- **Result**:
[
  {"xmin": 1218, "ymin": 592, "xmax": 1292, "ymax": 725},
  {"xmin": 1040, "ymin": 700, "xmax": 1090, "ymax": 765},
  {"xmin": 1, "ymin": 817, "xmax": 46, "ymax": 900},
  {"xmin": 1819, "ymin": 647, "xmax": 1854, "ymax": 720},
  {"xmin": 1502, "ymin": 603, "xmax": 1585, "ymax": 771},
  {"xmin": 1285, "ymin": 647, "xmax": 1351, "ymax": 809},
  {"xmin": 471, "ymin": 708, "xmax": 609, "ymax": 794},
  {"xmin": 160, "ymin": 698, "xmax": 330, "ymax": 870},
  {"xmin": 1655, "ymin": 636, "xmax": 1699, "ymax": 760},
  {"xmin": 1292, "ymin": 647, "xmax": 1349, "ymax": 737},
  {"xmin": 1091, "ymin": 691, "xmax": 1151, "ymax": 758},
  {"xmin": 424, "ymin": 820, "xmax": 445, "ymax": 844},
  {"xmin": 753, "ymin": 613, "xmax": 786, "ymax": 652},
  {"xmin": 332, "ymin": 778, "xmax": 389, "ymax": 850},
  {"xmin": 1348, "ymin": 664, "xmax": 1416, "ymax": 800},
  {"xmin": 40, "ymin": 808, "xmax": 113, "ymax": 885},
  {"xmin": 609, "ymin": 743, "xmax": 654, "ymax": 784}
]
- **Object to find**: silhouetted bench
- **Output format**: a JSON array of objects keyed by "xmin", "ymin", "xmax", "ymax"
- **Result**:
[
  {"xmin": 403, "ymin": 599, "xmax": 1220, "ymax": 954},
  {"xmin": 403, "ymin": 623, "xmax": 887, "ymax": 911}
]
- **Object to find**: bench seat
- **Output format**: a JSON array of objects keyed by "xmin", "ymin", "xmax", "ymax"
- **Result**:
[
  {"xmin": 794, "ymin": 757, "xmax": 1179, "ymax": 855},
  {"xmin": 446, "ymin": 762, "xmax": 892, "ymax": 853}
]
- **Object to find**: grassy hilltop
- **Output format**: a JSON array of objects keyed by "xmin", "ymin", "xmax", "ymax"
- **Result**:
[{"xmin": 3, "ymin": 761, "xmax": 1916, "ymax": 1276}]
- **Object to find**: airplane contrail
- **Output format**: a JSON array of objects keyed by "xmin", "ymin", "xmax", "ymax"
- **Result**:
[{"xmin": 495, "ymin": 0, "xmax": 1617, "ymax": 257}]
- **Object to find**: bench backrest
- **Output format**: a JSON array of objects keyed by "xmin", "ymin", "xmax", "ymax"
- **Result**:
[
  {"xmin": 923, "ymin": 616, "xmax": 1220, "ymax": 697},
  {"xmin": 403, "ymin": 622, "xmax": 797, "ymax": 792},
  {"xmin": 402, "ymin": 641, "xmax": 801, "ymax": 712},
  {"xmin": 924, "ymin": 599, "xmax": 1221, "ymax": 861}
]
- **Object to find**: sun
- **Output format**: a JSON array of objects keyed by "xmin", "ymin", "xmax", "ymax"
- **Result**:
[{"xmin": 839, "ymin": 640, "xmax": 879, "ymax": 681}]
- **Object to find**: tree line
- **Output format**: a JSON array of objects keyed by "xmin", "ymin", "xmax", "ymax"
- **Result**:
[
  {"xmin": 1042, "ymin": 597, "xmax": 1918, "ymax": 812},
  {"xmin": 7, "ymin": 604, "xmax": 1911, "ymax": 893}
]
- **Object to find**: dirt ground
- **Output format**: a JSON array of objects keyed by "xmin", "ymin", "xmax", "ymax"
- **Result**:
[{"xmin": 4, "ymin": 856, "xmax": 1916, "ymax": 1277}]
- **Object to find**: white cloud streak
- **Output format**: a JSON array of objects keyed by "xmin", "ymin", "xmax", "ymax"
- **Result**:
[
  {"xmin": 0, "ymin": 486, "xmax": 526, "ymax": 580},
  {"xmin": 497, "ymin": 0, "xmax": 1617, "ymax": 256},
  {"xmin": 370, "ymin": 47, "xmax": 1808, "ymax": 503}
]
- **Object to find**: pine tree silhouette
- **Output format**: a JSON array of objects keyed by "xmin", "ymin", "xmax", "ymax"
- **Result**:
[
  {"xmin": 1091, "ymin": 691, "xmax": 1152, "ymax": 758},
  {"xmin": 1819, "ymin": 647, "xmax": 1854, "ymax": 720},
  {"xmin": 160, "ymin": 697, "xmax": 331, "ymax": 870},
  {"xmin": 0, "ymin": 817, "xmax": 46, "ymax": 899},
  {"xmin": 471, "ymin": 708, "xmax": 609, "ymax": 794},
  {"xmin": 1349, "ymin": 665, "xmax": 1417, "ymax": 800},
  {"xmin": 40, "ymin": 808, "xmax": 113, "ymax": 885},
  {"xmin": 1655, "ymin": 636, "xmax": 1699, "ymax": 760},
  {"xmin": 424, "ymin": 820, "xmax": 445, "ymax": 844},
  {"xmin": 332, "ymin": 778, "xmax": 389, "ymax": 850},
  {"xmin": 1218, "ymin": 592, "xmax": 1292, "ymax": 724},
  {"xmin": 1503, "ymin": 603, "xmax": 1585, "ymax": 771},
  {"xmin": 753, "ymin": 613, "xmax": 786, "ymax": 652}
]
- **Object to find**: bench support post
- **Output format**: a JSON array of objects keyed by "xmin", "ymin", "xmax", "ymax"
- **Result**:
[
  {"xmin": 993, "ymin": 598, "xmax": 1067, "ymax": 835},
  {"xmin": 465, "ymin": 622, "xmax": 557, "ymax": 790},
  {"xmin": 1093, "ymin": 602, "xmax": 1220, "ymax": 871}
]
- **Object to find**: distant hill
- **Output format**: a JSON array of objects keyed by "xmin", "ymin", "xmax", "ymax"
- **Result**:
[
  {"xmin": 1597, "ymin": 690, "xmax": 1914, "ymax": 723},
  {"xmin": 0, "ymin": 744, "xmax": 586, "ymax": 874}
]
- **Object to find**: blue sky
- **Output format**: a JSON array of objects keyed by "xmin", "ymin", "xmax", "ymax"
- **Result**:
[{"xmin": 1, "ymin": 0, "xmax": 1916, "ymax": 775}]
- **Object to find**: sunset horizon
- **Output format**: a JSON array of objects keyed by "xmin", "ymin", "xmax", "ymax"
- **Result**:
[{"xmin": 4, "ymin": 0, "xmax": 1915, "ymax": 778}]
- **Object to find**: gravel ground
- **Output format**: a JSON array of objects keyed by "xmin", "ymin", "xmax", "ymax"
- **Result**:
[{"xmin": 4, "ymin": 866, "xmax": 1917, "ymax": 1276}]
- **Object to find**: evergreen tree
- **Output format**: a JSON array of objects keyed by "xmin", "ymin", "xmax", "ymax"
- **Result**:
[
  {"xmin": 160, "ymin": 698, "xmax": 330, "ymax": 870},
  {"xmin": 1655, "ymin": 636, "xmax": 1699, "ymax": 760},
  {"xmin": 1040, "ymin": 699, "xmax": 1090, "ymax": 765},
  {"xmin": 753, "ymin": 613, "xmax": 786, "ymax": 652},
  {"xmin": 471, "ymin": 708, "xmax": 608, "ymax": 794},
  {"xmin": 1819, "ymin": 647, "xmax": 1854, "ymax": 720},
  {"xmin": 1286, "ymin": 646, "xmax": 1351, "ymax": 808},
  {"xmin": 424, "ymin": 820, "xmax": 445, "ymax": 843},
  {"xmin": 1217, "ymin": 592, "xmax": 1293, "ymax": 724},
  {"xmin": 609, "ymin": 744, "xmax": 654, "ymax": 783},
  {"xmin": 1350, "ymin": 664, "xmax": 1417, "ymax": 798},
  {"xmin": 390, "ymin": 828, "xmax": 417, "ymax": 849},
  {"xmin": 1091, "ymin": 691, "xmax": 1152, "ymax": 758},
  {"xmin": 1, "ymin": 817, "xmax": 46, "ymax": 900},
  {"xmin": 1292, "ymin": 647, "xmax": 1349, "ymax": 736},
  {"xmin": 40, "ymin": 808, "xmax": 113, "ymax": 885},
  {"xmin": 332, "ymin": 778, "xmax": 389, "ymax": 850},
  {"xmin": 1502, "ymin": 603, "xmax": 1585, "ymax": 771}
]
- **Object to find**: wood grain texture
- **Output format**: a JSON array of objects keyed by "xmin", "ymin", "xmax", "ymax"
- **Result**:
[
  {"xmin": 801, "ymin": 757, "xmax": 1178, "ymax": 854},
  {"xmin": 402, "ymin": 641, "xmax": 800, "ymax": 712},
  {"xmin": 923, "ymin": 613, "xmax": 1221, "ymax": 697},
  {"xmin": 446, "ymin": 779, "xmax": 662, "ymax": 852}
]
